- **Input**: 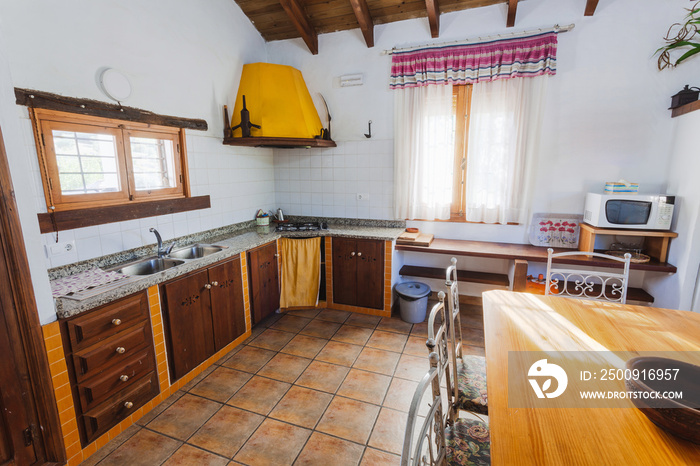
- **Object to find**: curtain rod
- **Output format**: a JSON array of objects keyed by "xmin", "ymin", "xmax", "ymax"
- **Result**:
[{"xmin": 381, "ymin": 23, "xmax": 575, "ymax": 56}]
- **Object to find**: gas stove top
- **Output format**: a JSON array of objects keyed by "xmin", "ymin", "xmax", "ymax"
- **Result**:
[{"xmin": 276, "ymin": 222, "xmax": 328, "ymax": 232}]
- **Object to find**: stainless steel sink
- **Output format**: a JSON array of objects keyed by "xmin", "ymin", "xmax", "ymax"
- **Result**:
[
  {"xmin": 116, "ymin": 257, "xmax": 185, "ymax": 276},
  {"xmin": 168, "ymin": 244, "xmax": 224, "ymax": 260}
]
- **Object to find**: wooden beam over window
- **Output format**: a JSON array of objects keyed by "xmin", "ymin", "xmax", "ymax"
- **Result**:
[
  {"xmin": 280, "ymin": 0, "xmax": 319, "ymax": 55},
  {"xmin": 425, "ymin": 0, "xmax": 440, "ymax": 38},
  {"xmin": 584, "ymin": 0, "xmax": 599, "ymax": 16},
  {"xmin": 349, "ymin": 0, "xmax": 374, "ymax": 48},
  {"xmin": 507, "ymin": 0, "xmax": 518, "ymax": 27}
]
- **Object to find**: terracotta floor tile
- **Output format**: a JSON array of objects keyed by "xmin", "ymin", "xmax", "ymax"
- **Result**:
[
  {"xmin": 463, "ymin": 344, "xmax": 486, "ymax": 356},
  {"xmin": 375, "ymin": 317, "xmax": 413, "ymax": 335},
  {"xmin": 97, "ymin": 429, "xmax": 181, "ymax": 466},
  {"xmin": 361, "ymin": 448, "xmax": 401, "ymax": 466},
  {"xmin": 410, "ymin": 321, "xmax": 429, "ymax": 338},
  {"xmin": 242, "ymin": 326, "xmax": 265, "ymax": 345},
  {"xmin": 403, "ymin": 336, "xmax": 429, "ymax": 357},
  {"xmin": 299, "ymin": 319, "xmax": 341, "ymax": 338},
  {"xmin": 353, "ymin": 347, "xmax": 401, "ymax": 376},
  {"xmin": 79, "ymin": 424, "xmax": 141, "ymax": 466},
  {"xmin": 366, "ymin": 330, "xmax": 408, "ymax": 352},
  {"xmin": 461, "ymin": 326, "xmax": 485, "ymax": 346},
  {"xmin": 181, "ymin": 365, "xmax": 217, "ymax": 392},
  {"xmin": 281, "ymin": 334, "xmax": 328, "ymax": 359},
  {"xmin": 315, "ymin": 309, "xmax": 351, "ymax": 323},
  {"xmin": 269, "ymin": 386, "xmax": 333, "ymax": 428},
  {"xmin": 271, "ymin": 314, "xmax": 313, "ymax": 333},
  {"xmin": 233, "ymin": 418, "xmax": 311, "ymax": 466},
  {"xmin": 332, "ymin": 325, "xmax": 374, "ymax": 346},
  {"xmin": 315, "ymin": 340, "xmax": 363, "ymax": 366},
  {"xmin": 383, "ymin": 378, "xmax": 419, "ymax": 412},
  {"xmin": 136, "ymin": 390, "xmax": 186, "ymax": 426},
  {"xmin": 287, "ymin": 308, "xmax": 322, "ymax": 319},
  {"xmin": 227, "ymin": 375, "xmax": 291, "ymax": 415},
  {"xmin": 394, "ymin": 354, "xmax": 430, "ymax": 382},
  {"xmin": 345, "ymin": 313, "xmax": 381, "ymax": 329},
  {"xmin": 368, "ymin": 408, "xmax": 409, "ymax": 455},
  {"xmin": 147, "ymin": 394, "xmax": 221, "ymax": 441},
  {"xmin": 295, "ymin": 432, "xmax": 365, "ymax": 466},
  {"xmin": 163, "ymin": 444, "xmax": 229, "ymax": 466},
  {"xmin": 316, "ymin": 396, "xmax": 380, "ymax": 444},
  {"xmin": 337, "ymin": 369, "xmax": 392, "ymax": 404},
  {"xmin": 188, "ymin": 405, "xmax": 264, "ymax": 458},
  {"xmin": 257, "ymin": 353, "xmax": 311, "ymax": 383},
  {"xmin": 216, "ymin": 344, "xmax": 244, "ymax": 366},
  {"xmin": 189, "ymin": 366, "xmax": 252, "ymax": 402},
  {"xmin": 248, "ymin": 328, "xmax": 296, "ymax": 351},
  {"xmin": 257, "ymin": 312, "xmax": 283, "ymax": 328},
  {"xmin": 222, "ymin": 345, "xmax": 276, "ymax": 374},
  {"xmin": 295, "ymin": 360, "xmax": 350, "ymax": 393}
]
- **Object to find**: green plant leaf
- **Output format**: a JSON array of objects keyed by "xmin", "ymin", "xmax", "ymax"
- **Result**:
[{"xmin": 676, "ymin": 47, "xmax": 700, "ymax": 64}]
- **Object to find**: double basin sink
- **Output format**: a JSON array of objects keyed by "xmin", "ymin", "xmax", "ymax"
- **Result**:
[{"xmin": 114, "ymin": 244, "xmax": 226, "ymax": 276}]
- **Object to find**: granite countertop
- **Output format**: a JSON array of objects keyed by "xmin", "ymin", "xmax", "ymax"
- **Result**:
[{"xmin": 53, "ymin": 220, "xmax": 405, "ymax": 319}]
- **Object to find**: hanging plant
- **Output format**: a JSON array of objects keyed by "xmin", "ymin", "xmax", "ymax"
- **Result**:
[{"xmin": 656, "ymin": 1, "xmax": 700, "ymax": 70}]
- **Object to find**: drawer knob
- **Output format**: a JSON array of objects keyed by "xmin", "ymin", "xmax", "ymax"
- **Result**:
[
  {"xmin": 357, "ymin": 252, "xmax": 362, "ymax": 257},
  {"xmin": 120, "ymin": 375, "xmax": 129, "ymax": 382},
  {"xmin": 124, "ymin": 401, "xmax": 134, "ymax": 409},
  {"xmin": 351, "ymin": 252, "xmax": 356, "ymax": 256},
  {"xmin": 211, "ymin": 281, "xmax": 219, "ymax": 287},
  {"xmin": 204, "ymin": 283, "xmax": 212, "ymax": 289},
  {"xmin": 112, "ymin": 319, "xmax": 122, "ymax": 326},
  {"xmin": 116, "ymin": 347, "xmax": 126, "ymax": 354}
]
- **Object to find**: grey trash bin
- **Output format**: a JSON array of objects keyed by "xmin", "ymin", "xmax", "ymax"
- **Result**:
[{"xmin": 395, "ymin": 281, "xmax": 432, "ymax": 323}]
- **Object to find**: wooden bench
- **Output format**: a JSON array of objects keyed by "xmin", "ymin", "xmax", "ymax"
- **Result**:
[{"xmin": 396, "ymin": 239, "xmax": 677, "ymax": 304}]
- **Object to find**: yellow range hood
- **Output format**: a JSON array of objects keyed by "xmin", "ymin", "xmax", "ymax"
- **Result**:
[{"xmin": 224, "ymin": 63, "xmax": 335, "ymax": 148}]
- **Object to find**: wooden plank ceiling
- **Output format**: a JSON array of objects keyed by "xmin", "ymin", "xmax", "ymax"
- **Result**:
[{"xmin": 234, "ymin": 0, "xmax": 600, "ymax": 54}]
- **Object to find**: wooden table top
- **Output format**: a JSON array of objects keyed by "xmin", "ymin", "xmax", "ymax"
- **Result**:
[{"xmin": 482, "ymin": 290, "xmax": 700, "ymax": 465}]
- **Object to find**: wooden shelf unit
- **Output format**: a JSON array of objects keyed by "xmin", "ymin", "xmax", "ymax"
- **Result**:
[
  {"xmin": 399, "ymin": 265, "xmax": 510, "ymax": 288},
  {"xmin": 578, "ymin": 224, "xmax": 678, "ymax": 263}
]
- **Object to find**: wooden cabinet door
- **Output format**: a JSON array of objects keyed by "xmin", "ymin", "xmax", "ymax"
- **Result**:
[
  {"xmin": 248, "ymin": 242, "xmax": 280, "ymax": 324},
  {"xmin": 161, "ymin": 270, "xmax": 215, "ymax": 381},
  {"xmin": 355, "ymin": 239, "xmax": 385, "ymax": 310},
  {"xmin": 209, "ymin": 257, "xmax": 246, "ymax": 352},
  {"xmin": 332, "ymin": 237, "xmax": 358, "ymax": 307}
]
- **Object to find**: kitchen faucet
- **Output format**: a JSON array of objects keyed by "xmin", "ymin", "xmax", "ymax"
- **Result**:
[{"xmin": 150, "ymin": 228, "xmax": 176, "ymax": 258}]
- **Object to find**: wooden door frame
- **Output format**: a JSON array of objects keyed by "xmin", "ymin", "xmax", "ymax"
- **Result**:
[{"xmin": 0, "ymin": 127, "xmax": 65, "ymax": 465}]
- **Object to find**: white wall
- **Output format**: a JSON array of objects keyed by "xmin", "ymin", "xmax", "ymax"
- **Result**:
[
  {"xmin": 0, "ymin": 0, "xmax": 274, "ymax": 323},
  {"xmin": 644, "ymin": 110, "xmax": 700, "ymax": 311}
]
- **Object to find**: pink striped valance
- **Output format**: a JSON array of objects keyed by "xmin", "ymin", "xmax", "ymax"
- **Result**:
[{"xmin": 390, "ymin": 32, "xmax": 558, "ymax": 89}]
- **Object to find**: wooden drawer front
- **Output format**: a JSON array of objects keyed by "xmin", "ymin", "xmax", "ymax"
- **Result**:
[
  {"xmin": 81, "ymin": 372, "xmax": 158, "ymax": 444},
  {"xmin": 67, "ymin": 292, "xmax": 148, "ymax": 352},
  {"xmin": 77, "ymin": 348, "xmax": 156, "ymax": 412},
  {"xmin": 72, "ymin": 322, "xmax": 150, "ymax": 382}
]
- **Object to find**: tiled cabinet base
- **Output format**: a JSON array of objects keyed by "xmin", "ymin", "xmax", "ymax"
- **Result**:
[{"xmin": 42, "ymin": 253, "xmax": 252, "ymax": 466}]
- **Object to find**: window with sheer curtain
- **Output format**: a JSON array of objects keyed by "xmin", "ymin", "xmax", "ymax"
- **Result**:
[{"xmin": 391, "ymin": 31, "xmax": 558, "ymax": 224}]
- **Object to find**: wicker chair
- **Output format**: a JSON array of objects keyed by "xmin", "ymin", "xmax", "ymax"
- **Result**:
[
  {"xmin": 545, "ymin": 248, "xmax": 631, "ymax": 304},
  {"xmin": 401, "ymin": 293, "xmax": 490, "ymax": 466}
]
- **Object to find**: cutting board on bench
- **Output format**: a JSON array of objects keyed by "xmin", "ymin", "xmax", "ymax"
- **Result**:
[{"xmin": 397, "ymin": 232, "xmax": 434, "ymax": 247}]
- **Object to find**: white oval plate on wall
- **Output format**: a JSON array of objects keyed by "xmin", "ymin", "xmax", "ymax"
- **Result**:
[{"xmin": 98, "ymin": 68, "xmax": 131, "ymax": 102}]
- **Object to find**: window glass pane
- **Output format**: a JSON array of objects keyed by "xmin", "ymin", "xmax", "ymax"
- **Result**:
[
  {"xmin": 129, "ymin": 136, "xmax": 177, "ymax": 191},
  {"xmin": 52, "ymin": 130, "xmax": 120, "ymax": 195}
]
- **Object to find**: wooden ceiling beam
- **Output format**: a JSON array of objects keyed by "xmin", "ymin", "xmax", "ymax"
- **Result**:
[
  {"xmin": 349, "ymin": 0, "xmax": 374, "ymax": 48},
  {"xmin": 584, "ymin": 0, "xmax": 599, "ymax": 16},
  {"xmin": 425, "ymin": 0, "xmax": 440, "ymax": 38},
  {"xmin": 279, "ymin": 0, "xmax": 319, "ymax": 54},
  {"xmin": 507, "ymin": 0, "xmax": 518, "ymax": 27}
]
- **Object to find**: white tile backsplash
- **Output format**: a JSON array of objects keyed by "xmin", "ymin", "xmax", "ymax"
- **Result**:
[{"xmin": 273, "ymin": 139, "xmax": 394, "ymax": 221}]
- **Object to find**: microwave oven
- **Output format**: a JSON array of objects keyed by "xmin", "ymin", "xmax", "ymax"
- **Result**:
[{"xmin": 583, "ymin": 193, "xmax": 675, "ymax": 230}]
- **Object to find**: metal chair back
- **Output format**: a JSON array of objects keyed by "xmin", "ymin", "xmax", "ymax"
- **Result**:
[{"xmin": 545, "ymin": 248, "xmax": 632, "ymax": 304}]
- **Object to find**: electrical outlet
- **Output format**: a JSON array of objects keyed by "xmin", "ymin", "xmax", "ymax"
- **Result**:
[
  {"xmin": 357, "ymin": 193, "xmax": 370, "ymax": 201},
  {"xmin": 46, "ymin": 240, "xmax": 75, "ymax": 257}
]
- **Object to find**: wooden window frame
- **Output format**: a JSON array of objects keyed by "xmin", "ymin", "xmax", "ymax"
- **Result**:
[{"xmin": 31, "ymin": 108, "xmax": 190, "ymax": 212}]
